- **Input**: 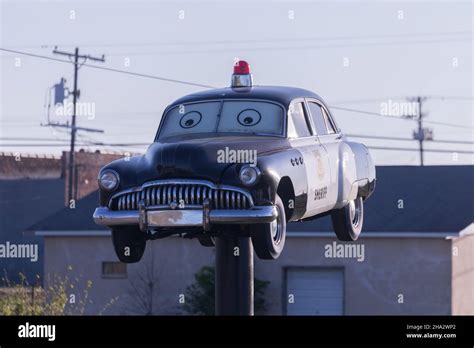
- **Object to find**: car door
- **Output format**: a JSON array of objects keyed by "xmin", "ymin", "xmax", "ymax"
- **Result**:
[
  {"xmin": 305, "ymin": 98, "xmax": 341, "ymax": 210},
  {"xmin": 288, "ymin": 99, "xmax": 331, "ymax": 218}
]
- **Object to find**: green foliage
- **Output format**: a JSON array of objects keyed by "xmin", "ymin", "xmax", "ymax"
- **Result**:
[
  {"xmin": 183, "ymin": 266, "xmax": 270, "ymax": 315},
  {"xmin": 0, "ymin": 267, "xmax": 94, "ymax": 316}
]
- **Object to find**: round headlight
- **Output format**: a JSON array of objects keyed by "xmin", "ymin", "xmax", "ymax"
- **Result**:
[
  {"xmin": 239, "ymin": 165, "xmax": 261, "ymax": 186},
  {"xmin": 99, "ymin": 170, "xmax": 119, "ymax": 191}
]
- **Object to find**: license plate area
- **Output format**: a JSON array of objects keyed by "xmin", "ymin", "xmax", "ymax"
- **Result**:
[{"xmin": 146, "ymin": 209, "xmax": 203, "ymax": 227}]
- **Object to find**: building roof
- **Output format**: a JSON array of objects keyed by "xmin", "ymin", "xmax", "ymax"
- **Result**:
[
  {"xmin": 0, "ymin": 178, "xmax": 64, "ymax": 281},
  {"xmin": 27, "ymin": 166, "xmax": 474, "ymax": 235},
  {"xmin": 27, "ymin": 189, "xmax": 105, "ymax": 232},
  {"xmin": 289, "ymin": 165, "xmax": 474, "ymax": 233},
  {"xmin": 167, "ymin": 85, "xmax": 323, "ymax": 111}
]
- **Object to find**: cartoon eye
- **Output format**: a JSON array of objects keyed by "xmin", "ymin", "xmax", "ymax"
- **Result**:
[
  {"xmin": 237, "ymin": 109, "xmax": 261, "ymax": 127},
  {"xmin": 179, "ymin": 111, "xmax": 202, "ymax": 129}
]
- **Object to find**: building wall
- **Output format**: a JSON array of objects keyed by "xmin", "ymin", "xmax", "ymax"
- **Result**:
[
  {"xmin": 44, "ymin": 235, "xmax": 214, "ymax": 315},
  {"xmin": 62, "ymin": 151, "xmax": 127, "ymax": 205},
  {"xmin": 44, "ymin": 234, "xmax": 457, "ymax": 315},
  {"xmin": 0, "ymin": 153, "xmax": 62, "ymax": 179},
  {"xmin": 451, "ymin": 234, "xmax": 474, "ymax": 315},
  {"xmin": 255, "ymin": 236, "xmax": 453, "ymax": 315}
]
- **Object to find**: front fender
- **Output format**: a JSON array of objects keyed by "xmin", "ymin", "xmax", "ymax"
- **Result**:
[
  {"xmin": 98, "ymin": 156, "xmax": 144, "ymax": 206},
  {"xmin": 257, "ymin": 149, "xmax": 308, "ymax": 219}
]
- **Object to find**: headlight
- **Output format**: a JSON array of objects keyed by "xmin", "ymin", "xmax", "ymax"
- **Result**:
[
  {"xmin": 99, "ymin": 170, "xmax": 120, "ymax": 191},
  {"xmin": 239, "ymin": 165, "xmax": 261, "ymax": 186}
]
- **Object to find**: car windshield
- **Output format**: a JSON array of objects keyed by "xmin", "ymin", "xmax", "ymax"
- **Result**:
[{"xmin": 157, "ymin": 100, "xmax": 285, "ymax": 139}]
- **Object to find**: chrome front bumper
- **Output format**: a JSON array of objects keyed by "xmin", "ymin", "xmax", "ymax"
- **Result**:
[{"xmin": 93, "ymin": 204, "xmax": 277, "ymax": 232}]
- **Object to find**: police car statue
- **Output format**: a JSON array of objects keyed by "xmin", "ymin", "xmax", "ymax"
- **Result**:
[{"xmin": 93, "ymin": 61, "xmax": 376, "ymax": 263}]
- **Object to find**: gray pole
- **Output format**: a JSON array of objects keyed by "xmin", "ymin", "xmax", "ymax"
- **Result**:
[
  {"xmin": 68, "ymin": 47, "xmax": 79, "ymax": 202},
  {"xmin": 52, "ymin": 47, "xmax": 105, "ymax": 203},
  {"xmin": 215, "ymin": 234, "xmax": 254, "ymax": 315},
  {"xmin": 417, "ymin": 96, "xmax": 424, "ymax": 166}
]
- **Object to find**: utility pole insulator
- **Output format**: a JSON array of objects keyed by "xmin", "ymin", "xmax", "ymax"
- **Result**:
[{"xmin": 424, "ymin": 128, "xmax": 434, "ymax": 141}]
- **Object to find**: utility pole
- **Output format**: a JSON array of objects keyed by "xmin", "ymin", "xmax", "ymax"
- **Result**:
[
  {"xmin": 416, "ymin": 96, "xmax": 425, "ymax": 166},
  {"xmin": 52, "ymin": 47, "xmax": 105, "ymax": 203},
  {"xmin": 406, "ymin": 96, "xmax": 432, "ymax": 166}
]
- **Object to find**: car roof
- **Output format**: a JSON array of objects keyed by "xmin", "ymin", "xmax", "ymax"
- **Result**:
[{"xmin": 166, "ymin": 85, "xmax": 326, "ymax": 111}]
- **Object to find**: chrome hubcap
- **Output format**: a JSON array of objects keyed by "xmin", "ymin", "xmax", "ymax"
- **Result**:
[
  {"xmin": 270, "ymin": 207, "xmax": 282, "ymax": 245},
  {"xmin": 349, "ymin": 199, "xmax": 362, "ymax": 227}
]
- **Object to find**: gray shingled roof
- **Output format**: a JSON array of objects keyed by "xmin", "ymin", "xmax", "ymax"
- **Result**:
[
  {"xmin": 27, "ymin": 166, "xmax": 474, "ymax": 234},
  {"xmin": 27, "ymin": 189, "xmax": 105, "ymax": 231},
  {"xmin": 0, "ymin": 178, "xmax": 64, "ymax": 282},
  {"xmin": 289, "ymin": 165, "xmax": 474, "ymax": 233}
]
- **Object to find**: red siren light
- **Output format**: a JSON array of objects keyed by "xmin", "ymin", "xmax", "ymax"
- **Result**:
[
  {"xmin": 231, "ymin": 60, "xmax": 253, "ymax": 88},
  {"xmin": 233, "ymin": 60, "xmax": 250, "ymax": 74}
]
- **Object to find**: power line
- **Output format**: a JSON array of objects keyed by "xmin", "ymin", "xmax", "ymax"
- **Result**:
[
  {"xmin": 3, "ymin": 134, "xmax": 471, "ymax": 145},
  {"xmin": 329, "ymin": 97, "xmax": 405, "ymax": 105},
  {"xmin": 329, "ymin": 105, "xmax": 473, "ymax": 129},
  {"xmin": 4, "ymin": 135, "xmax": 473, "ymax": 145},
  {"xmin": 330, "ymin": 95, "xmax": 474, "ymax": 104},
  {"xmin": 2, "ymin": 48, "xmax": 470, "ymax": 127},
  {"xmin": 346, "ymin": 134, "xmax": 474, "ymax": 145},
  {"xmin": 0, "ymin": 143, "xmax": 148, "ymax": 147},
  {"xmin": 0, "ymin": 137, "xmax": 71, "ymax": 142},
  {"xmin": 2, "ymin": 143, "xmax": 472, "ymax": 155},
  {"xmin": 101, "ymin": 37, "xmax": 474, "ymax": 57},
  {"xmin": 367, "ymin": 146, "xmax": 474, "ymax": 154},
  {"xmin": 424, "ymin": 95, "xmax": 474, "ymax": 101},
  {"xmin": 426, "ymin": 138, "xmax": 474, "ymax": 145},
  {"xmin": 2, "ymin": 36, "xmax": 472, "ymax": 58},
  {"xmin": 0, "ymin": 48, "xmax": 215, "ymax": 88},
  {"xmin": 5, "ymin": 31, "xmax": 471, "ymax": 49}
]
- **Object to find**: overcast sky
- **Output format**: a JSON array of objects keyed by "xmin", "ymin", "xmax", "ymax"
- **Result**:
[{"xmin": 1, "ymin": 0, "xmax": 472, "ymax": 165}]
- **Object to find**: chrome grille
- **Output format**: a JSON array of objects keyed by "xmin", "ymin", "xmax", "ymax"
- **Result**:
[{"xmin": 111, "ymin": 180, "xmax": 253, "ymax": 211}]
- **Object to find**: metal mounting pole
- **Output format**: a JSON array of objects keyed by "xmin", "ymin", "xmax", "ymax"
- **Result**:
[{"xmin": 215, "ymin": 234, "xmax": 254, "ymax": 316}]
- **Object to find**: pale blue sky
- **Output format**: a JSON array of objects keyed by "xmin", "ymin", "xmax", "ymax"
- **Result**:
[{"xmin": 1, "ymin": 0, "xmax": 472, "ymax": 165}]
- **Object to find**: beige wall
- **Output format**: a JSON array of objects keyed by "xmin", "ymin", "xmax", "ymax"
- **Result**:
[
  {"xmin": 256, "ymin": 236, "xmax": 453, "ymax": 315},
  {"xmin": 451, "ymin": 234, "xmax": 474, "ymax": 315},
  {"xmin": 44, "ymin": 236, "xmax": 214, "ymax": 315},
  {"xmin": 44, "ymin": 235, "xmax": 462, "ymax": 315}
]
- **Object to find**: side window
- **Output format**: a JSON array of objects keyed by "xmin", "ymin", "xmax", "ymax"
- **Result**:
[
  {"xmin": 308, "ymin": 102, "xmax": 328, "ymax": 136},
  {"xmin": 322, "ymin": 108, "xmax": 337, "ymax": 134},
  {"xmin": 289, "ymin": 102, "xmax": 311, "ymax": 137}
]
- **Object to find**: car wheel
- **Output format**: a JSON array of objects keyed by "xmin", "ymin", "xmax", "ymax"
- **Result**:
[
  {"xmin": 250, "ymin": 195, "xmax": 286, "ymax": 260},
  {"xmin": 112, "ymin": 226, "xmax": 147, "ymax": 263},
  {"xmin": 331, "ymin": 197, "xmax": 364, "ymax": 241},
  {"xmin": 197, "ymin": 235, "xmax": 215, "ymax": 247}
]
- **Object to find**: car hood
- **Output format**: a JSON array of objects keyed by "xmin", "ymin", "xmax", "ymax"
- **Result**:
[{"xmin": 140, "ymin": 135, "xmax": 290, "ymax": 182}]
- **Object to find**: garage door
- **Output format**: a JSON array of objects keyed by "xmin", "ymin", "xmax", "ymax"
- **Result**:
[{"xmin": 285, "ymin": 268, "xmax": 344, "ymax": 315}]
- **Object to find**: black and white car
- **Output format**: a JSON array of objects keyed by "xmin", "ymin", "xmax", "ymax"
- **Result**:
[{"xmin": 93, "ymin": 61, "xmax": 376, "ymax": 263}]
